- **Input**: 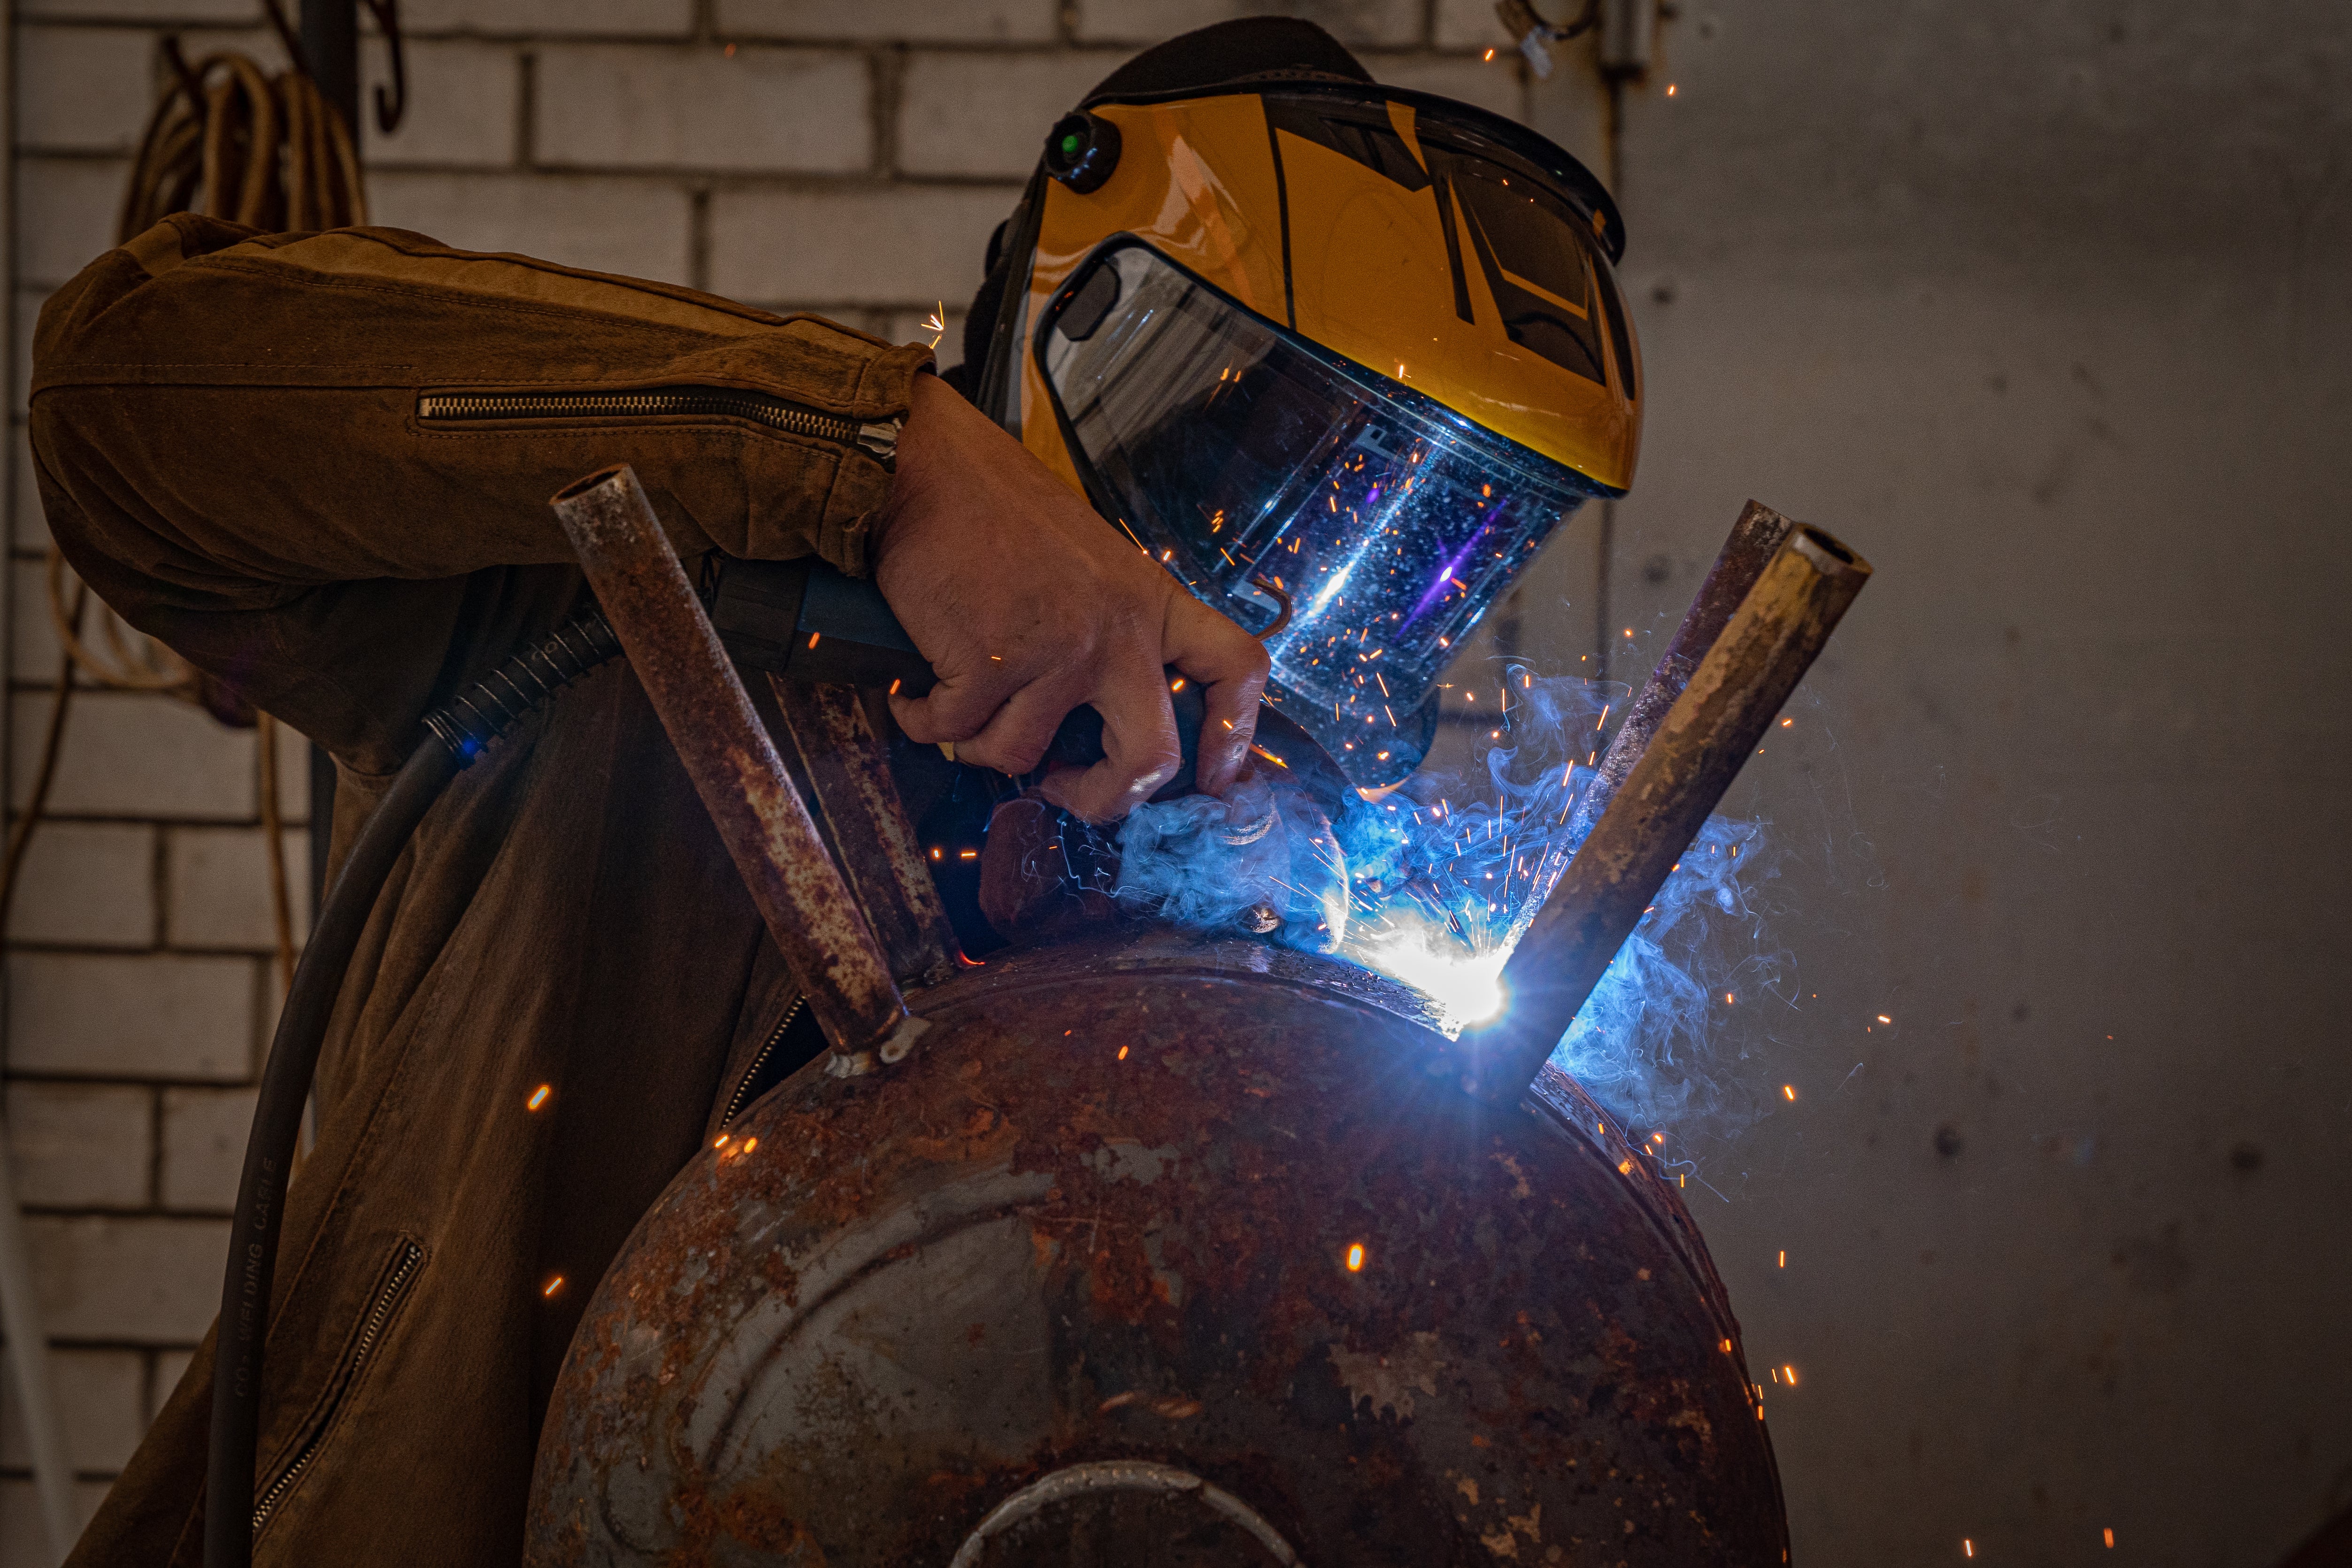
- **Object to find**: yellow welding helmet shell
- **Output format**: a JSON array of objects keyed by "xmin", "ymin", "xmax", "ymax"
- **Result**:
[
  {"xmin": 965, "ymin": 26, "xmax": 1640, "ymax": 786},
  {"xmin": 1011, "ymin": 88, "xmax": 1639, "ymax": 492}
]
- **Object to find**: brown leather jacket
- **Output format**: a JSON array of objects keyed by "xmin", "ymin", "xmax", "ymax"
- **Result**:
[{"xmin": 31, "ymin": 214, "xmax": 934, "ymax": 1566}]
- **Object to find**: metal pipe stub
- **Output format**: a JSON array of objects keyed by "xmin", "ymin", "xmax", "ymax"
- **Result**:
[
  {"xmin": 1564, "ymin": 500, "xmax": 1798, "ymax": 846},
  {"xmin": 1454, "ymin": 522, "xmax": 1872, "ymax": 1102},
  {"xmin": 548, "ymin": 463, "xmax": 923, "ymax": 1072}
]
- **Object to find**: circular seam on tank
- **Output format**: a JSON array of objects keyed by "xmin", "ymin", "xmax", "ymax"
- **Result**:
[{"xmin": 946, "ymin": 1460, "xmax": 1299, "ymax": 1568}]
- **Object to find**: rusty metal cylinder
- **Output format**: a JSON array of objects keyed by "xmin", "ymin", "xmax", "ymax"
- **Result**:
[
  {"xmin": 548, "ymin": 463, "xmax": 917, "ymax": 1067},
  {"xmin": 1457, "ymin": 523, "xmax": 1871, "ymax": 1100},
  {"xmin": 525, "ymin": 928, "xmax": 1788, "ymax": 1567}
]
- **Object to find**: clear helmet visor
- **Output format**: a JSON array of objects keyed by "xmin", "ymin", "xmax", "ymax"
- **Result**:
[{"xmin": 1038, "ymin": 240, "xmax": 1610, "ymax": 788}]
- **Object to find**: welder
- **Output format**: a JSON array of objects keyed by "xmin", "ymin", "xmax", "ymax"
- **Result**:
[{"xmin": 29, "ymin": 18, "xmax": 1638, "ymax": 1567}]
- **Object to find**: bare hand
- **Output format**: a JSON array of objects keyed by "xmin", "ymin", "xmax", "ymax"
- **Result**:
[{"xmin": 872, "ymin": 373, "xmax": 1269, "ymax": 823}]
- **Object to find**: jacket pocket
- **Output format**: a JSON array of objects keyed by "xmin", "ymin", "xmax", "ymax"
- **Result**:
[{"xmin": 250, "ymin": 1235, "xmax": 426, "ymax": 1537}]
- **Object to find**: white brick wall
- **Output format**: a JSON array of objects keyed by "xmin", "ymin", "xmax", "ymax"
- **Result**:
[
  {"xmin": 8, "ymin": 822, "xmax": 154, "ymax": 946},
  {"xmin": 14, "ymin": 26, "xmax": 159, "ymax": 153},
  {"xmin": 0, "ymin": 1347, "xmax": 145, "ymax": 1470},
  {"xmin": 8, "ymin": 953, "xmax": 256, "ymax": 1080},
  {"xmin": 3, "ymin": 1083, "xmax": 149, "ymax": 1207},
  {"xmin": 709, "ymin": 184, "xmax": 1021, "ymax": 308},
  {"xmin": 536, "ymin": 45, "xmax": 872, "ymax": 173},
  {"xmin": 23, "ymin": 1215, "xmax": 229, "ymax": 1340},
  {"xmin": 1, "ymin": 0, "xmax": 1529, "ymax": 1537},
  {"xmin": 359, "ymin": 38, "xmax": 522, "ymax": 168},
  {"xmin": 718, "ymin": 0, "xmax": 1062, "ymax": 44},
  {"xmin": 1074, "ymin": 0, "xmax": 1425, "ymax": 47}
]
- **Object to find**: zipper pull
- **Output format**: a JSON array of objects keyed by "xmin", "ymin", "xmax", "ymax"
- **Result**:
[{"xmin": 853, "ymin": 415, "xmax": 904, "ymax": 470}]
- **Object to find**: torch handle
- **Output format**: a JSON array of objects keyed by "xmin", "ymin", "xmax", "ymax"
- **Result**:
[{"xmin": 1457, "ymin": 523, "xmax": 1872, "ymax": 1102}]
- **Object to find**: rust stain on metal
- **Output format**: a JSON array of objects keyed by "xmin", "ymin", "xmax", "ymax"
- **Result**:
[
  {"xmin": 767, "ymin": 675, "xmax": 960, "ymax": 985},
  {"xmin": 527, "ymin": 925, "xmax": 1787, "ymax": 1567},
  {"xmin": 548, "ymin": 463, "xmax": 909, "ymax": 1061}
]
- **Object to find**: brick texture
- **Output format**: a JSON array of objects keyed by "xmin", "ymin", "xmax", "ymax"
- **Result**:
[
  {"xmin": 165, "ymin": 825, "xmax": 309, "ymax": 950},
  {"xmin": 360, "ymin": 38, "xmax": 523, "ymax": 168},
  {"xmin": 8, "ymin": 822, "xmax": 154, "ymax": 946},
  {"xmin": 15, "ymin": 156, "xmax": 123, "ymax": 288},
  {"xmin": 717, "ymin": 0, "xmax": 1061, "ymax": 44},
  {"xmin": 710, "ymin": 184, "xmax": 1017, "ymax": 307},
  {"xmin": 23, "ymin": 1215, "xmax": 230, "ymax": 1341},
  {"xmin": 897, "ymin": 51, "xmax": 1119, "ymax": 178},
  {"xmin": 7, "ymin": 952, "xmax": 255, "ymax": 1080},
  {"xmin": 8, "ymin": 690, "xmax": 260, "ymax": 819},
  {"xmin": 14, "ymin": 26, "xmax": 158, "ymax": 154},
  {"xmin": 3, "ymin": 1082, "xmax": 152, "ymax": 1207},
  {"xmin": 0, "ymin": 1478, "xmax": 109, "ymax": 1568},
  {"xmin": 536, "ymin": 45, "xmax": 871, "ymax": 173},
  {"xmin": 158, "ymin": 1084, "xmax": 256, "ymax": 1210},
  {"xmin": 1074, "ymin": 0, "xmax": 1425, "ymax": 47},
  {"xmin": 5, "ymin": 0, "xmax": 1521, "ymax": 1503},
  {"xmin": 17, "ymin": 0, "xmax": 254, "ymax": 18},
  {"xmin": 399, "ymin": 0, "xmax": 694, "ymax": 37},
  {"xmin": 0, "ymin": 1347, "xmax": 146, "ymax": 1470},
  {"xmin": 367, "ymin": 169, "xmax": 694, "ymax": 282}
]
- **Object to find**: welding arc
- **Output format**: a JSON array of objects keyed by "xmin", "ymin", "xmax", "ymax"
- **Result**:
[
  {"xmin": 1454, "ymin": 524, "xmax": 1871, "ymax": 1102},
  {"xmin": 205, "ymin": 612, "xmax": 622, "ymax": 1568}
]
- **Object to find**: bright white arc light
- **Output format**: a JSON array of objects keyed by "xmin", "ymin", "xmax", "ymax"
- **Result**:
[{"xmin": 1350, "ymin": 918, "xmax": 1511, "ymax": 1032}]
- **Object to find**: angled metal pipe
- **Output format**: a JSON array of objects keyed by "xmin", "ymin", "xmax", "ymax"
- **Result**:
[
  {"xmin": 764, "ymin": 674, "xmax": 960, "ymax": 988},
  {"xmin": 550, "ymin": 464, "xmax": 922, "ymax": 1072},
  {"xmin": 1569, "ymin": 500, "xmax": 1797, "ymax": 845},
  {"xmin": 1454, "ymin": 522, "xmax": 1872, "ymax": 1102}
]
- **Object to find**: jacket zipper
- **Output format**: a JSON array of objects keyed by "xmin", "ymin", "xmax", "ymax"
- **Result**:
[
  {"xmin": 722, "ymin": 995, "xmax": 805, "ymax": 1130},
  {"xmin": 416, "ymin": 387, "xmax": 903, "ymax": 469},
  {"xmin": 251, "ymin": 1238, "xmax": 425, "ymax": 1533}
]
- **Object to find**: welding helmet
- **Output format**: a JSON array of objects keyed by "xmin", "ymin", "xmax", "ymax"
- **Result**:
[{"xmin": 957, "ymin": 20, "xmax": 1641, "ymax": 791}]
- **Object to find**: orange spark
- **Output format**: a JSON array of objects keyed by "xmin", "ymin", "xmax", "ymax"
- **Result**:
[{"xmin": 527, "ymin": 1084, "xmax": 551, "ymax": 1112}]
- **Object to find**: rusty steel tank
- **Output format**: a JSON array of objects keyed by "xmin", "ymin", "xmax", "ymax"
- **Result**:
[
  {"xmin": 528, "ymin": 473, "xmax": 1866, "ymax": 1567},
  {"xmin": 522, "ymin": 923, "xmax": 1786, "ymax": 1566}
]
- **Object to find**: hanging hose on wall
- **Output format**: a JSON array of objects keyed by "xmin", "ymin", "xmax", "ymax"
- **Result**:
[{"xmin": 14, "ymin": 19, "xmax": 376, "ymax": 997}]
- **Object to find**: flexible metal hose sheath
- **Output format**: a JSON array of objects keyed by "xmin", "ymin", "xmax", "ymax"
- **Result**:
[{"xmin": 205, "ymin": 609, "xmax": 620, "ymax": 1568}]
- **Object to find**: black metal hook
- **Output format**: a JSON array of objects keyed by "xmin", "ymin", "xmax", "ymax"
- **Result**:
[
  {"xmin": 361, "ymin": 0, "xmax": 406, "ymax": 134},
  {"xmin": 259, "ymin": 0, "xmax": 308, "ymax": 77},
  {"xmin": 160, "ymin": 35, "xmax": 210, "ymax": 117}
]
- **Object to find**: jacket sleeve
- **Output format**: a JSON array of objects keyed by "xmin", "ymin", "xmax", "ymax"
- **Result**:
[{"xmin": 29, "ymin": 214, "xmax": 934, "ymax": 770}]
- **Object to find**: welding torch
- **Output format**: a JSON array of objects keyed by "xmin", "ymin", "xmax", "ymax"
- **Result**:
[{"xmin": 707, "ymin": 553, "xmax": 1343, "ymax": 809}]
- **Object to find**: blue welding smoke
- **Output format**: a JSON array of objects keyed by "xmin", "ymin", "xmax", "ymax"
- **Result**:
[{"xmin": 1114, "ymin": 665, "xmax": 1781, "ymax": 1143}]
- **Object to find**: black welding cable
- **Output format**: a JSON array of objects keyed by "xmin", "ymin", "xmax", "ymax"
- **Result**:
[{"xmin": 204, "ymin": 608, "xmax": 622, "ymax": 1568}]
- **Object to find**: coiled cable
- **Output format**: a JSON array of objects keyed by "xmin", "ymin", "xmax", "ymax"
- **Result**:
[{"xmin": 205, "ymin": 606, "xmax": 621, "ymax": 1568}]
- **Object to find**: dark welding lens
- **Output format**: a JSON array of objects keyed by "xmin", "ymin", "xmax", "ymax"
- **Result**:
[
  {"xmin": 1053, "ymin": 259, "xmax": 1122, "ymax": 342},
  {"xmin": 1044, "ymin": 111, "xmax": 1121, "ymax": 193}
]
